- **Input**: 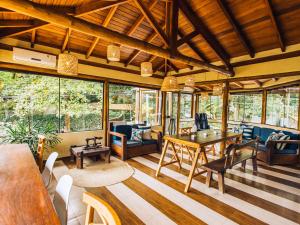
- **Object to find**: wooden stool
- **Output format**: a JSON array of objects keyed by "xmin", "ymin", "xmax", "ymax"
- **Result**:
[
  {"xmin": 36, "ymin": 135, "xmax": 46, "ymax": 172},
  {"xmin": 83, "ymin": 192, "xmax": 121, "ymax": 225}
]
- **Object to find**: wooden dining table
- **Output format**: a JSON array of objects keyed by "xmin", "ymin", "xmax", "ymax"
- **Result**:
[
  {"xmin": 0, "ymin": 144, "xmax": 61, "ymax": 225},
  {"xmin": 156, "ymin": 130, "xmax": 242, "ymax": 192}
]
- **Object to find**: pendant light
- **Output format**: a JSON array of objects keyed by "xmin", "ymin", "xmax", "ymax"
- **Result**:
[
  {"xmin": 183, "ymin": 76, "xmax": 195, "ymax": 92},
  {"xmin": 141, "ymin": 62, "xmax": 153, "ymax": 77},
  {"xmin": 107, "ymin": 44, "xmax": 120, "ymax": 62},
  {"xmin": 57, "ymin": 42, "xmax": 78, "ymax": 76},
  {"xmin": 161, "ymin": 75, "xmax": 180, "ymax": 92}
]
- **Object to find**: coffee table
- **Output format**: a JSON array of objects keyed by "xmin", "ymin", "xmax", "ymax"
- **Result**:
[{"xmin": 70, "ymin": 145, "xmax": 111, "ymax": 169}]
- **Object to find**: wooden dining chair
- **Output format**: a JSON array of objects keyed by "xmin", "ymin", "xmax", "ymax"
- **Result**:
[
  {"xmin": 36, "ymin": 135, "xmax": 46, "ymax": 172},
  {"xmin": 53, "ymin": 175, "xmax": 73, "ymax": 225},
  {"xmin": 83, "ymin": 192, "xmax": 121, "ymax": 225},
  {"xmin": 42, "ymin": 152, "xmax": 58, "ymax": 188}
]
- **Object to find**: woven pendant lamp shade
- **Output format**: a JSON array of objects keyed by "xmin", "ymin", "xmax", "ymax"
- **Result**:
[
  {"xmin": 161, "ymin": 76, "xmax": 180, "ymax": 92},
  {"xmin": 183, "ymin": 76, "xmax": 195, "ymax": 92},
  {"xmin": 57, "ymin": 53, "xmax": 78, "ymax": 75},
  {"xmin": 107, "ymin": 44, "xmax": 120, "ymax": 62},
  {"xmin": 141, "ymin": 62, "xmax": 152, "ymax": 77}
]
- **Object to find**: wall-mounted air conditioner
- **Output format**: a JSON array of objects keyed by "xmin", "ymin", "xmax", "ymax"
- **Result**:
[{"xmin": 13, "ymin": 47, "xmax": 57, "ymax": 68}]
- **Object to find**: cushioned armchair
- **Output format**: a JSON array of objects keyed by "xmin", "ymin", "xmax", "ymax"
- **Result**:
[{"xmin": 109, "ymin": 123, "xmax": 162, "ymax": 160}]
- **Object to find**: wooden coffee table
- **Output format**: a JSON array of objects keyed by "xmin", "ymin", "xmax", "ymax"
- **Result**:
[{"xmin": 70, "ymin": 145, "xmax": 111, "ymax": 169}]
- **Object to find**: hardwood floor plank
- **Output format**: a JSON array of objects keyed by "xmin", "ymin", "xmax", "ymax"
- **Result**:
[
  {"xmin": 86, "ymin": 187, "xmax": 145, "ymax": 225},
  {"xmin": 256, "ymin": 162, "xmax": 300, "ymax": 178}
]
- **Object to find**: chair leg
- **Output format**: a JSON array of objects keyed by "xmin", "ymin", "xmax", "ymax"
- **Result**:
[
  {"xmin": 218, "ymin": 173, "xmax": 225, "ymax": 194},
  {"xmin": 206, "ymin": 171, "xmax": 212, "ymax": 187},
  {"xmin": 252, "ymin": 157, "xmax": 258, "ymax": 172},
  {"xmin": 241, "ymin": 160, "xmax": 246, "ymax": 172}
]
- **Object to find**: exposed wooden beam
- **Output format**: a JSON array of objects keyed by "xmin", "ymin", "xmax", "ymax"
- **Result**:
[
  {"xmin": 264, "ymin": 0, "xmax": 285, "ymax": 52},
  {"xmin": 232, "ymin": 81, "xmax": 244, "ymax": 88},
  {"xmin": 75, "ymin": 0, "xmax": 128, "ymax": 17},
  {"xmin": 133, "ymin": 0, "xmax": 169, "ymax": 46},
  {"xmin": 0, "ymin": 7, "xmax": 13, "ymax": 13},
  {"xmin": 0, "ymin": 20, "xmax": 34, "ymax": 27},
  {"xmin": 178, "ymin": 0, "xmax": 232, "ymax": 71},
  {"xmin": 216, "ymin": 0, "xmax": 254, "ymax": 58},
  {"xmin": 272, "ymin": 77, "xmax": 279, "ymax": 81},
  {"xmin": 168, "ymin": 60, "xmax": 179, "ymax": 73},
  {"xmin": 31, "ymin": 30, "xmax": 36, "ymax": 48},
  {"xmin": 154, "ymin": 61, "xmax": 165, "ymax": 73},
  {"xmin": 0, "ymin": 0, "xmax": 232, "ymax": 76},
  {"xmin": 61, "ymin": 28, "xmax": 71, "ymax": 52},
  {"xmin": 177, "ymin": 30, "xmax": 198, "ymax": 47},
  {"xmin": 170, "ymin": 0, "xmax": 179, "ymax": 56},
  {"xmin": 0, "ymin": 21, "xmax": 48, "ymax": 39},
  {"xmin": 254, "ymin": 80, "xmax": 262, "ymax": 87},
  {"xmin": 126, "ymin": 0, "xmax": 158, "ymax": 36},
  {"xmin": 86, "ymin": 5, "xmax": 118, "ymax": 58}
]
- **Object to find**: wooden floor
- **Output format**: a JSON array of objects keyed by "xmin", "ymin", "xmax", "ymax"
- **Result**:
[{"xmin": 62, "ymin": 150, "xmax": 300, "ymax": 225}]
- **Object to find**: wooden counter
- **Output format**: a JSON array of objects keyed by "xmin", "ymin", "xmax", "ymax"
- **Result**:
[{"xmin": 0, "ymin": 144, "xmax": 60, "ymax": 225}]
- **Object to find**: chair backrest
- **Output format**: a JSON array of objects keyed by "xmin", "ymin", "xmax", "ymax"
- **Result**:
[
  {"xmin": 82, "ymin": 192, "xmax": 121, "ymax": 225},
  {"xmin": 195, "ymin": 113, "xmax": 209, "ymax": 130},
  {"xmin": 42, "ymin": 152, "xmax": 58, "ymax": 187},
  {"xmin": 53, "ymin": 175, "xmax": 73, "ymax": 225},
  {"xmin": 37, "ymin": 135, "xmax": 46, "ymax": 172},
  {"xmin": 224, "ymin": 138, "xmax": 259, "ymax": 168},
  {"xmin": 179, "ymin": 127, "xmax": 192, "ymax": 136}
]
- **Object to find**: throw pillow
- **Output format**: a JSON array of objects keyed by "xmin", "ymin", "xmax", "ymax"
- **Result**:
[
  {"xmin": 142, "ymin": 129, "xmax": 152, "ymax": 140},
  {"xmin": 242, "ymin": 126, "xmax": 253, "ymax": 140},
  {"xmin": 276, "ymin": 132, "xmax": 290, "ymax": 151},
  {"xmin": 131, "ymin": 128, "xmax": 143, "ymax": 142},
  {"xmin": 265, "ymin": 132, "xmax": 279, "ymax": 146}
]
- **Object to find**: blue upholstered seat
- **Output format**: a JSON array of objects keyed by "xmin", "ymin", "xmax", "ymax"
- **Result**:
[
  {"xmin": 112, "ymin": 125, "xmax": 132, "ymax": 141},
  {"xmin": 112, "ymin": 140, "xmax": 142, "ymax": 147}
]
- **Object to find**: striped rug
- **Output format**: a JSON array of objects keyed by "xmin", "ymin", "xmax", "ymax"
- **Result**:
[{"xmin": 65, "ymin": 151, "xmax": 300, "ymax": 225}]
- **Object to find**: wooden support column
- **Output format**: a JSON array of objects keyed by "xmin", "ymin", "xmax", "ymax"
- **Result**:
[
  {"xmin": 195, "ymin": 94, "xmax": 199, "ymax": 115},
  {"xmin": 161, "ymin": 92, "xmax": 167, "ymax": 135},
  {"xmin": 261, "ymin": 89, "xmax": 267, "ymax": 124},
  {"xmin": 103, "ymin": 81, "xmax": 109, "ymax": 146},
  {"xmin": 191, "ymin": 94, "xmax": 195, "ymax": 118},
  {"xmin": 298, "ymin": 85, "xmax": 300, "ymax": 130},
  {"xmin": 176, "ymin": 92, "xmax": 181, "ymax": 135},
  {"xmin": 220, "ymin": 81, "xmax": 229, "ymax": 157}
]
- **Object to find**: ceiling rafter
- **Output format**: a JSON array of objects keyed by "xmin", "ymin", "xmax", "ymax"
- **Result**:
[
  {"xmin": 216, "ymin": 0, "xmax": 254, "ymax": 58},
  {"xmin": 0, "ymin": 0, "xmax": 233, "ymax": 76},
  {"xmin": 74, "ymin": 0, "xmax": 128, "ymax": 17},
  {"xmin": 232, "ymin": 81, "xmax": 244, "ymax": 88},
  {"xmin": 31, "ymin": 30, "xmax": 36, "ymax": 48},
  {"xmin": 176, "ymin": 30, "xmax": 198, "ymax": 47},
  {"xmin": 61, "ymin": 28, "xmax": 71, "ymax": 53},
  {"xmin": 263, "ymin": 0, "xmax": 285, "ymax": 52},
  {"xmin": 254, "ymin": 80, "xmax": 262, "ymax": 87},
  {"xmin": 133, "ymin": 0, "xmax": 169, "ymax": 46},
  {"xmin": 86, "ymin": 5, "xmax": 118, "ymax": 59},
  {"xmin": 169, "ymin": 0, "xmax": 179, "ymax": 56},
  {"xmin": 178, "ymin": 0, "xmax": 233, "ymax": 72},
  {"xmin": 0, "ymin": 20, "xmax": 34, "ymax": 27}
]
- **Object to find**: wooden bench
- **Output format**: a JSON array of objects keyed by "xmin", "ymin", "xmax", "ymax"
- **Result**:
[{"xmin": 201, "ymin": 138, "xmax": 259, "ymax": 193}]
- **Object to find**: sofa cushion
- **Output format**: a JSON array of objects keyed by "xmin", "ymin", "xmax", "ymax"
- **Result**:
[
  {"xmin": 131, "ymin": 128, "xmax": 143, "ymax": 141},
  {"xmin": 112, "ymin": 140, "xmax": 142, "ymax": 147},
  {"xmin": 260, "ymin": 128, "xmax": 277, "ymax": 143},
  {"xmin": 279, "ymin": 131, "xmax": 299, "ymax": 150},
  {"xmin": 142, "ymin": 139, "xmax": 157, "ymax": 145},
  {"xmin": 275, "ymin": 148, "xmax": 297, "ymax": 155},
  {"xmin": 252, "ymin": 126, "xmax": 261, "ymax": 139},
  {"xmin": 113, "ymin": 125, "xmax": 132, "ymax": 141}
]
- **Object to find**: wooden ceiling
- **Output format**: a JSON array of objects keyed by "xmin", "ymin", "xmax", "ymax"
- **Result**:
[{"xmin": 0, "ymin": 0, "xmax": 300, "ymax": 76}]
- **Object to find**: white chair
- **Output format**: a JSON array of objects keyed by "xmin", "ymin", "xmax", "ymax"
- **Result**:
[
  {"xmin": 53, "ymin": 175, "xmax": 73, "ymax": 225},
  {"xmin": 42, "ymin": 152, "xmax": 58, "ymax": 188}
]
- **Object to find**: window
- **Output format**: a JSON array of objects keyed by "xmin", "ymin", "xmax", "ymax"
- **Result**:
[
  {"xmin": 60, "ymin": 79, "xmax": 103, "ymax": 132},
  {"xmin": 109, "ymin": 84, "xmax": 161, "ymax": 125},
  {"xmin": 165, "ymin": 92, "xmax": 178, "ymax": 134},
  {"xmin": 180, "ymin": 93, "xmax": 192, "ymax": 119},
  {"xmin": 228, "ymin": 92, "xmax": 262, "ymax": 123},
  {"xmin": 266, "ymin": 86, "xmax": 299, "ymax": 129},
  {"xmin": 0, "ymin": 71, "xmax": 104, "ymax": 141},
  {"xmin": 198, "ymin": 95, "xmax": 222, "ymax": 120}
]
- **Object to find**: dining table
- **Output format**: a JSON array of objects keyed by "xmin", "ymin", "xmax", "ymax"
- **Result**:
[
  {"xmin": 0, "ymin": 144, "xmax": 61, "ymax": 225},
  {"xmin": 156, "ymin": 130, "xmax": 242, "ymax": 192}
]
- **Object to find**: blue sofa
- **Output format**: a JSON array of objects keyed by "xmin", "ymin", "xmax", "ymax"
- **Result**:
[
  {"xmin": 244, "ymin": 126, "xmax": 300, "ymax": 165},
  {"xmin": 109, "ymin": 122, "xmax": 162, "ymax": 160}
]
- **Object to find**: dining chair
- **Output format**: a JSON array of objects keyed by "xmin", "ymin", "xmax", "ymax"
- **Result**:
[
  {"xmin": 53, "ymin": 175, "xmax": 73, "ymax": 225},
  {"xmin": 42, "ymin": 152, "xmax": 58, "ymax": 188},
  {"xmin": 82, "ymin": 192, "xmax": 121, "ymax": 225},
  {"xmin": 36, "ymin": 135, "xmax": 46, "ymax": 172}
]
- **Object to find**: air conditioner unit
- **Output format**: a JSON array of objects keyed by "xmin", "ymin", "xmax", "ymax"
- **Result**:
[{"xmin": 13, "ymin": 47, "xmax": 57, "ymax": 68}]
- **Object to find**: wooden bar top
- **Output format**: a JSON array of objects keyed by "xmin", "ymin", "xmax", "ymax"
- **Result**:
[{"xmin": 0, "ymin": 144, "xmax": 61, "ymax": 225}]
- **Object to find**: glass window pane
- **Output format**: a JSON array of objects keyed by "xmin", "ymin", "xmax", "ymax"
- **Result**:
[
  {"xmin": 229, "ymin": 94, "xmax": 245, "ymax": 122},
  {"xmin": 244, "ymin": 93, "xmax": 262, "ymax": 123},
  {"xmin": 180, "ymin": 93, "xmax": 192, "ymax": 119},
  {"xmin": 140, "ymin": 89, "xmax": 161, "ymax": 125},
  {"xmin": 60, "ymin": 79, "xmax": 103, "ymax": 132}
]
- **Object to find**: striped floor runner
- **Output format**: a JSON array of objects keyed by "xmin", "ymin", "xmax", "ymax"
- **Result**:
[{"xmin": 67, "ymin": 152, "xmax": 300, "ymax": 225}]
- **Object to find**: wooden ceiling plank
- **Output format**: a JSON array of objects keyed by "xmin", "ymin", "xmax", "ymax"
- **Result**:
[
  {"xmin": 264, "ymin": 0, "xmax": 285, "ymax": 52},
  {"xmin": 0, "ymin": 20, "xmax": 34, "ymax": 27},
  {"xmin": 154, "ymin": 61, "xmax": 165, "ymax": 73},
  {"xmin": 133, "ymin": 0, "xmax": 169, "ymax": 46},
  {"xmin": 126, "ymin": 0, "xmax": 158, "ymax": 36},
  {"xmin": 177, "ymin": 30, "xmax": 198, "ymax": 47},
  {"xmin": 254, "ymin": 80, "xmax": 262, "ymax": 87},
  {"xmin": 216, "ymin": 0, "xmax": 254, "ymax": 58},
  {"xmin": 168, "ymin": 60, "xmax": 179, "ymax": 73},
  {"xmin": 178, "ymin": 0, "xmax": 232, "ymax": 72},
  {"xmin": 61, "ymin": 28, "xmax": 71, "ymax": 53},
  {"xmin": 232, "ymin": 81, "xmax": 244, "ymax": 88},
  {"xmin": 31, "ymin": 29, "xmax": 36, "ymax": 48},
  {"xmin": 0, "ymin": 21, "xmax": 49, "ymax": 39},
  {"xmin": 0, "ymin": 0, "xmax": 232, "ymax": 76},
  {"xmin": 86, "ymin": 5, "xmax": 118, "ymax": 59},
  {"xmin": 75, "ymin": 0, "xmax": 128, "ymax": 17}
]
